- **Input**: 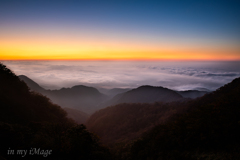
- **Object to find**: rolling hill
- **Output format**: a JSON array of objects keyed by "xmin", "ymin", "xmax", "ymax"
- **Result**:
[
  {"xmin": 127, "ymin": 76, "xmax": 240, "ymax": 159},
  {"xmin": 87, "ymin": 101, "xmax": 191, "ymax": 145},
  {"xmin": 96, "ymin": 77, "xmax": 240, "ymax": 160},
  {"xmin": 101, "ymin": 85, "xmax": 184, "ymax": 108},
  {"xmin": 19, "ymin": 75, "xmax": 108, "ymax": 114},
  {"xmin": 87, "ymin": 77, "xmax": 240, "ymax": 151},
  {"xmin": 177, "ymin": 90, "xmax": 209, "ymax": 99}
]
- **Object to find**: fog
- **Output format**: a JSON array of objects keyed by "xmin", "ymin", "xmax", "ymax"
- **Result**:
[{"xmin": 2, "ymin": 60, "xmax": 240, "ymax": 91}]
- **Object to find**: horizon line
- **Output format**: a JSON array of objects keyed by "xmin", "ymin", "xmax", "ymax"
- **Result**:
[{"xmin": 1, "ymin": 58, "xmax": 240, "ymax": 62}]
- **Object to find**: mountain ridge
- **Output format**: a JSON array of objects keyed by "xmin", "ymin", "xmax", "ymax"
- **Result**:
[
  {"xmin": 19, "ymin": 75, "xmax": 209, "ymax": 115},
  {"xmin": 126, "ymin": 76, "xmax": 240, "ymax": 159},
  {"xmin": 19, "ymin": 75, "xmax": 108, "ymax": 114},
  {"xmin": 100, "ymin": 85, "xmax": 185, "ymax": 108},
  {"xmin": 87, "ymin": 77, "xmax": 240, "ymax": 149},
  {"xmin": 0, "ymin": 63, "xmax": 111, "ymax": 160}
]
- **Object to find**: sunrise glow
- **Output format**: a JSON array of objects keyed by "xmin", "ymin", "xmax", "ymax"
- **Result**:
[
  {"xmin": 0, "ymin": 0, "xmax": 239, "ymax": 61},
  {"xmin": 1, "ymin": 36, "xmax": 239, "ymax": 61}
]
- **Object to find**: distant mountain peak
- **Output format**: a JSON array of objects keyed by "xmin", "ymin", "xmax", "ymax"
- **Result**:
[
  {"xmin": 72, "ymin": 85, "xmax": 96, "ymax": 90},
  {"xmin": 101, "ymin": 84, "xmax": 183, "ymax": 107},
  {"xmin": 137, "ymin": 85, "xmax": 165, "ymax": 89},
  {"xmin": 18, "ymin": 75, "xmax": 45, "ymax": 92},
  {"xmin": 19, "ymin": 75, "xmax": 108, "ymax": 114},
  {"xmin": 71, "ymin": 85, "xmax": 101, "ymax": 94}
]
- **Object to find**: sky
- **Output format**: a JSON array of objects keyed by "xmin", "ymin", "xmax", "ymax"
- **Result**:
[{"xmin": 0, "ymin": 0, "xmax": 240, "ymax": 60}]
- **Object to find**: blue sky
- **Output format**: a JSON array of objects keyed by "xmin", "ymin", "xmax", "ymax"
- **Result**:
[
  {"xmin": 1, "ymin": 0, "xmax": 239, "ymax": 40},
  {"xmin": 0, "ymin": 0, "xmax": 240, "ymax": 60}
]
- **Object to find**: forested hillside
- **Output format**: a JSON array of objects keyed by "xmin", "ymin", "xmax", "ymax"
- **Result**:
[
  {"xmin": 87, "ymin": 101, "xmax": 191, "ymax": 145},
  {"xmin": 87, "ymin": 76, "xmax": 240, "ymax": 159},
  {"xmin": 117, "ymin": 77, "xmax": 240, "ymax": 160},
  {"xmin": 0, "ymin": 63, "xmax": 111, "ymax": 160},
  {"xmin": 64, "ymin": 107, "xmax": 89, "ymax": 124},
  {"xmin": 2, "ymin": 62, "xmax": 240, "ymax": 160}
]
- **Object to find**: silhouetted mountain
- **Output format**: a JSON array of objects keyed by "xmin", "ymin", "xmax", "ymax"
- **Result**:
[
  {"xmin": 0, "ymin": 63, "xmax": 111, "ymax": 160},
  {"xmin": 87, "ymin": 101, "xmax": 190, "ymax": 145},
  {"xmin": 0, "ymin": 65, "xmax": 71, "ymax": 125},
  {"xmin": 19, "ymin": 75, "xmax": 108, "ymax": 114},
  {"xmin": 3, "ymin": 62, "xmax": 240, "ymax": 159},
  {"xmin": 19, "ymin": 75, "xmax": 45, "ymax": 92},
  {"xmin": 177, "ymin": 90, "xmax": 209, "ymax": 99},
  {"xmin": 101, "ymin": 85, "xmax": 183, "ymax": 108},
  {"xmin": 87, "ymin": 86, "xmax": 187, "ymax": 145},
  {"xmin": 118, "ymin": 77, "xmax": 240, "ymax": 160},
  {"xmin": 120, "ymin": 85, "xmax": 183, "ymax": 103},
  {"xmin": 46, "ymin": 85, "xmax": 108, "ymax": 114},
  {"xmin": 63, "ymin": 107, "xmax": 89, "ymax": 124},
  {"xmin": 87, "ymin": 77, "xmax": 240, "ymax": 157}
]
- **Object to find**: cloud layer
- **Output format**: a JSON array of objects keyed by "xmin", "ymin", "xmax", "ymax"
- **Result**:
[{"xmin": 2, "ymin": 61, "xmax": 240, "ymax": 91}]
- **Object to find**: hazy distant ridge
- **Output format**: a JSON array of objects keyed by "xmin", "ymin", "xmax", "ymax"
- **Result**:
[
  {"xmin": 19, "ymin": 75, "xmax": 209, "ymax": 116},
  {"xmin": 19, "ymin": 75, "xmax": 108, "ymax": 116}
]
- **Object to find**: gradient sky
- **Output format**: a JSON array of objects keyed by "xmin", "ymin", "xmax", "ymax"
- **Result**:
[{"xmin": 0, "ymin": 0, "xmax": 240, "ymax": 60}]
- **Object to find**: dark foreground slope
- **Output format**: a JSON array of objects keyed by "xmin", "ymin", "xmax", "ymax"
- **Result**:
[
  {"xmin": 87, "ymin": 101, "xmax": 191, "ymax": 145},
  {"xmin": 63, "ymin": 107, "xmax": 89, "ymax": 124},
  {"xmin": 124, "ymin": 77, "xmax": 240, "ymax": 160},
  {"xmin": 87, "ymin": 86, "xmax": 187, "ymax": 145},
  {"xmin": 0, "ymin": 63, "xmax": 111, "ymax": 160},
  {"xmin": 87, "ymin": 77, "xmax": 240, "ymax": 159},
  {"xmin": 0, "ymin": 68, "xmax": 70, "ymax": 125},
  {"xmin": 87, "ymin": 86, "xmax": 198, "ymax": 145}
]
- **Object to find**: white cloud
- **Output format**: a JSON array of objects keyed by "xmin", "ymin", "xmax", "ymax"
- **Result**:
[{"xmin": 2, "ymin": 60, "xmax": 240, "ymax": 91}]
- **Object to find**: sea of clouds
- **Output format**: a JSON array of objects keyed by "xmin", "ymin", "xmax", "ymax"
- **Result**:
[{"xmin": 2, "ymin": 60, "xmax": 240, "ymax": 91}]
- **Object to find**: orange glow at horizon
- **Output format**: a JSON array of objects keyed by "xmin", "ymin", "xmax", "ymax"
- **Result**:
[{"xmin": 1, "ymin": 38, "xmax": 240, "ymax": 61}]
